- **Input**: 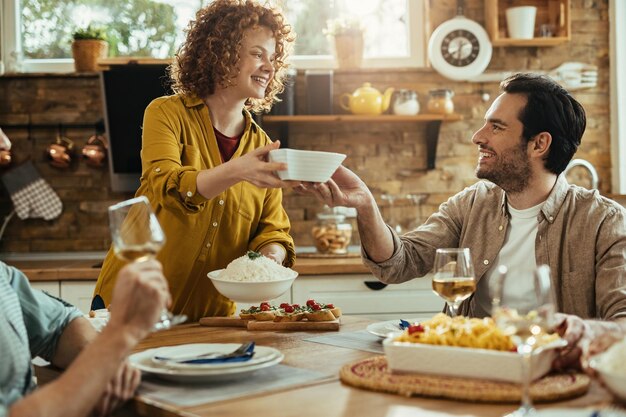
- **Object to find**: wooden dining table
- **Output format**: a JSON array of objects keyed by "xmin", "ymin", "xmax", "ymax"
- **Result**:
[{"xmin": 80, "ymin": 315, "xmax": 620, "ymax": 417}]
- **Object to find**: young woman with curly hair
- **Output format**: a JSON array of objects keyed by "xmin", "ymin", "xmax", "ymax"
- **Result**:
[{"xmin": 94, "ymin": 0, "xmax": 298, "ymax": 321}]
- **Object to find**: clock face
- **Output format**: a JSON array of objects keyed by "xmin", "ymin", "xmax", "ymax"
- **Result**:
[
  {"xmin": 427, "ymin": 16, "xmax": 493, "ymax": 81},
  {"xmin": 441, "ymin": 29, "xmax": 480, "ymax": 67}
]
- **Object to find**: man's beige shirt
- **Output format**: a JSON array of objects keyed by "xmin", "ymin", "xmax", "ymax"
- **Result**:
[{"xmin": 364, "ymin": 176, "xmax": 626, "ymax": 320}]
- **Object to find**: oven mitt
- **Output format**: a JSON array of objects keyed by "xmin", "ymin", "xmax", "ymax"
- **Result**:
[{"xmin": 0, "ymin": 161, "xmax": 63, "ymax": 220}]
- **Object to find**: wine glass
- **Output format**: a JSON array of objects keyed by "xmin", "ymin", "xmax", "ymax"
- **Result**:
[
  {"xmin": 491, "ymin": 265, "xmax": 556, "ymax": 417},
  {"xmin": 108, "ymin": 196, "xmax": 187, "ymax": 331},
  {"xmin": 432, "ymin": 248, "xmax": 476, "ymax": 317}
]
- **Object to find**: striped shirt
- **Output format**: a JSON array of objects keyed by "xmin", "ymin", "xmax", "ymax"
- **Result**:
[{"xmin": 0, "ymin": 262, "xmax": 82, "ymax": 415}]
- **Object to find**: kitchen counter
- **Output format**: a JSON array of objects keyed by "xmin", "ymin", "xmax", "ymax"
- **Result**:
[{"xmin": 1, "ymin": 252, "xmax": 370, "ymax": 282}]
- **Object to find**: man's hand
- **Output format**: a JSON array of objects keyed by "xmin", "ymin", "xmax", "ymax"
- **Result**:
[
  {"xmin": 91, "ymin": 361, "xmax": 140, "ymax": 417},
  {"xmin": 294, "ymin": 165, "xmax": 372, "ymax": 209},
  {"xmin": 106, "ymin": 259, "xmax": 171, "ymax": 344}
]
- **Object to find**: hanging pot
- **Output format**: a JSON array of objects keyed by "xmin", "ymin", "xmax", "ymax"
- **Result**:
[
  {"xmin": 0, "ymin": 128, "xmax": 12, "ymax": 167},
  {"xmin": 82, "ymin": 134, "xmax": 108, "ymax": 167},
  {"xmin": 46, "ymin": 136, "xmax": 75, "ymax": 169}
]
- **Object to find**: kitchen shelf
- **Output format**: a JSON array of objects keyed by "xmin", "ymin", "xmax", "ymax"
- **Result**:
[
  {"xmin": 485, "ymin": 0, "xmax": 570, "ymax": 47},
  {"xmin": 261, "ymin": 113, "xmax": 463, "ymax": 170}
]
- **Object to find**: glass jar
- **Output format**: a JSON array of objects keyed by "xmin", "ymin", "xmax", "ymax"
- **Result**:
[
  {"xmin": 392, "ymin": 89, "xmax": 420, "ymax": 115},
  {"xmin": 427, "ymin": 89, "xmax": 455, "ymax": 115},
  {"xmin": 312, "ymin": 209, "xmax": 352, "ymax": 254}
]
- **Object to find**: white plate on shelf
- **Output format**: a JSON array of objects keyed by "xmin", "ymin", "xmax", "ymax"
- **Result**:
[
  {"xmin": 129, "ymin": 344, "xmax": 284, "ymax": 382},
  {"xmin": 366, "ymin": 318, "xmax": 423, "ymax": 338},
  {"xmin": 149, "ymin": 343, "xmax": 280, "ymax": 370}
]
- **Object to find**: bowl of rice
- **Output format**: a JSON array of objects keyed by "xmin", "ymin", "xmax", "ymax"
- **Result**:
[
  {"xmin": 207, "ymin": 251, "xmax": 298, "ymax": 303},
  {"xmin": 589, "ymin": 337, "xmax": 626, "ymax": 402}
]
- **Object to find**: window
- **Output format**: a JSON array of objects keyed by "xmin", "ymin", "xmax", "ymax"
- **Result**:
[{"xmin": 0, "ymin": 0, "xmax": 425, "ymax": 73}]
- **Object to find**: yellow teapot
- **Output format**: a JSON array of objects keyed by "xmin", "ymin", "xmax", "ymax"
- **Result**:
[{"xmin": 340, "ymin": 83, "xmax": 395, "ymax": 115}]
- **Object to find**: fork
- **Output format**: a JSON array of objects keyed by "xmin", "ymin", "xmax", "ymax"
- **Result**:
[{"xmin": 154, "ymin": 341, "xmax": 255, "ymax": 364}]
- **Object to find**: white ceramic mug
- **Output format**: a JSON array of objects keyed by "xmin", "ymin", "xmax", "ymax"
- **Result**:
[{"xmin": 506, "ymin": 6, "xmax": 537, "ymax": 39}]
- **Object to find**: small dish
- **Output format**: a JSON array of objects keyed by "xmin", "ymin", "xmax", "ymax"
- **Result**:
[
  {"xmin": 268, "ymin": 149, "xmax": 346, "ymax": 183},
  {"xmin": 589, "ymin": 349, "xmax": 626, "ymax": 402},
  {"xmin": 366, "ymin": 318, "xmax": 423, "ymax": 338}
]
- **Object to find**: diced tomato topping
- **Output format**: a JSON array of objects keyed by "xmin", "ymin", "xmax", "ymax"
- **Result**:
[
  {"xmin": 408, "ymin": 324, "xmax": 425, "ymax": 334},
  {"xmin": 284, "ymin": 305, "xmax": 295, "ymax": 313},
  {"xmin": 260, "ymin": 304, "xmax": 271, "ymax": 311},
  {"xmin": 311, "ymin": 303, "xmax": 322, "ymax": 311},
  {"xmin": 306, "ymin": 299, "xmax": 316, "ymax": 306},
  {"xmin": 260, "ymin": 301, "xmax": 270, "ymax": 307},
  {"xmin": 279, "ymin": 303, "xmax": 290, "ymax": 308},
  {"xmin": 292, "ymin": 304, "xmax": 300, "ymax": 309},
  {"xmin": 325, "ymin": 303, "xmax": 334, "ymax": 309}
]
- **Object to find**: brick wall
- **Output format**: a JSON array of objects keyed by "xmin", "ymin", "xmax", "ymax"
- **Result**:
[{"xmin": 0, "ymin": 0, "xmax": 611, "ymax": 252}]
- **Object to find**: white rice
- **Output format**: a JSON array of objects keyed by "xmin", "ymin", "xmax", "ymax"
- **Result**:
[
  {"xmin": 218, "ymin": 254, "xmax": 294, "ymax": 282},
  {"xmin": 597, "ymin": 337, "xmax": 626, "ymax": 374}
]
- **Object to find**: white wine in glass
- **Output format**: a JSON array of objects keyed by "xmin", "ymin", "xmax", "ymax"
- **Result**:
[
  {"xmin": 491, "ymin": 265, "xmax": 556, "ymax": 417},
  {"xmin": 432, "ymin": 248, "xmax": 476, "ymax": 317},
  {"xmin": 108, "ymin": 196, "xmax": 187, "ymax": 331}
]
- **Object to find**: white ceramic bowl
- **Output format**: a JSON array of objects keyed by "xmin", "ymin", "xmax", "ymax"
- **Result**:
[
  {"xmin": 589, "ymin": 352, "xmax": 626, "ymax": 402},
  {"xmin": 207, "ymin": 268, "xmax": 298, "ymax": 303},
  {"xmin": 268, "ymin": 149, "xmax": 346, "ymax": 182},
  {"xmin": 383, "ymin": 332, "xmax": 565, "ymax": 383}
]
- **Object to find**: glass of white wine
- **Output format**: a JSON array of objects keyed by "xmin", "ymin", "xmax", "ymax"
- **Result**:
[
  {"xmin": 432, "ymin": 248, "xmax": 476, "ymax": 317},
  {"xmin": 108, "ymin": 196, "xmax": 187, "ymax": 331},
  {"xmin": 491, "ymin": 265, "xmax": 556, "ymax": 417}
]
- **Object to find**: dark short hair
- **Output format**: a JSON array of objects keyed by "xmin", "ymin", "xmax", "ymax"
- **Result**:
[
  {"xmin": 500, "ymin": 73, "xmax": 586, "ymax": 175},
  {"xmin": 169, "ymin": 0, "xmax": 295, "ymax": 113}
]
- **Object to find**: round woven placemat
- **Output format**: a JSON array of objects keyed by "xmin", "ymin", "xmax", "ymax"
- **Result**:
[{"xmin": 339, "ymin": 356, "xmax": 590, "ymax": 403}]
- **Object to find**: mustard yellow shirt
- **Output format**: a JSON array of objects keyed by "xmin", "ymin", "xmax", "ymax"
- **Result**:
[{"xmin": 94, "ymin": 95, "xmax": 295, "ymax": 321}]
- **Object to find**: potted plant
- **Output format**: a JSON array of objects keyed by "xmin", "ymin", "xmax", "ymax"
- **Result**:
[
  {"xmin": 71, "ymin": 25, "xmax": 109, "ymax": 72},
  {"xmin": 324, "ymin": 18, "xmax": 364, "ymax": 69}
]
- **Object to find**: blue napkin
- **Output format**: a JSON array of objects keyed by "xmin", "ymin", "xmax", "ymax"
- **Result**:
[{"xmin": 156, "ymin": 342, "xmax": 256, "ymax": 365}]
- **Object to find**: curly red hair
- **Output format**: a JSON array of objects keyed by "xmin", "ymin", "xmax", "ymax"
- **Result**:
[{"xmin": 168, "ymin": 0, "xmax": 295, "ymax": 113}]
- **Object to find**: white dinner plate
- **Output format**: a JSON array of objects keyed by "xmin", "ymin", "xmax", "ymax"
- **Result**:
[
  {"xmin": 533, "ymin": 408, "xmax": 626, "ymax": 417},
  {"xmin": 149, "ymin": 343, "xmax": 280, "ymax": 370},
  {"xmin": 129, "ymin": 345, "xmax": 284, "ymax": 382},
  {"xmin": 366, "ymin": 318, "xmax": 423, "ymax": 338}
]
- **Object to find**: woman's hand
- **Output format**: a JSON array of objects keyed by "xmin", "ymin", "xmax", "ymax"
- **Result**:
[
  {"xmin": 258, "ymin": 243, "xmax": 287, "ymax": 265},
  {"xmin": 230, "ymin": 141, "xmax": 295, "ymax": 189}
]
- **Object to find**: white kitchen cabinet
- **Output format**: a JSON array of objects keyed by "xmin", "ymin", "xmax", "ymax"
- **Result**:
[
  {"xmin": 30, "ymin": 282, "xmax": 61, "ymax": 298},
  {"xmin": 60, "ymin": 281, "xmax": 97, "ymax": 314},
  {"xmin": 292, "ymin": 274, "xmax": 444, "ymax": 320}
]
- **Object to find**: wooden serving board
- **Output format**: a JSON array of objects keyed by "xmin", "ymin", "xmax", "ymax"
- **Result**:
[{"xmin": 199, "ymin": 316, "xmax": 340, "ymax": 331}]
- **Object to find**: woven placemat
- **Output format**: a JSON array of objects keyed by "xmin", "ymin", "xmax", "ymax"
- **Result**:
[
  {"xmin": 297, "ymin": 252, "xmax": 361, "ymax": 258},
  {"xmin": 339, "ymin": 356, "xmax": 590, "ymax": 403}
]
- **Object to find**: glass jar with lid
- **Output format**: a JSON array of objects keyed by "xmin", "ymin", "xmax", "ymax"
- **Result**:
[
  {"xmin": 312, "ymin": 207, "xmax": 352, "ymax": 254},
  {"xmin": 427, "ymin": 89, "xmax": 455, "ymax": 115}
]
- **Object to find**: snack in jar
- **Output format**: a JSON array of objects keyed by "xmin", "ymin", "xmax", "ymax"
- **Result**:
[
  {"xmin": 312, "ymin": 206, "xmax": 352, "ymax": 254},
  {"xmin": 427, "ymin": 89, "xmax": 455, "ymax": 115}
]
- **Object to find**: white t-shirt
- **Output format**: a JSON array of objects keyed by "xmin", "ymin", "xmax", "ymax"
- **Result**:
[{"xmin": 474, "ymin": 201, "xmax": 543, "ymax": 317}]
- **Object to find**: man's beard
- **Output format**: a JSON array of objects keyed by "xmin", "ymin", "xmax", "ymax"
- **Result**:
[{"xmin": 475, "ymin": 141, "xmax": 532, "ymax": 194}]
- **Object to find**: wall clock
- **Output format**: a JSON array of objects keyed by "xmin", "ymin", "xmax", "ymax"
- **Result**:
[{"xmin": 428, "ymin": 15, "xmax": 492, "ymax": 81}]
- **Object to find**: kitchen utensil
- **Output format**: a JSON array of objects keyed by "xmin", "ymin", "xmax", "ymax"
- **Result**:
[
  {"xmin": 46, "ymin": 135, "xmax": 75, "ymax": 169},
  {"xmin": 0, "ymin": 128, "xmax": 12, "ymax": 167},
  {"xmin": 470, "ymin": 61, "xmax": 598, "ymax": 91},
  {"xmin": 82, "ymin": 134, "xmax": 108, "ymax": 167},
  {"xmin": 340, "ymin": 83, "xmax": 394, "ymax": 115}
]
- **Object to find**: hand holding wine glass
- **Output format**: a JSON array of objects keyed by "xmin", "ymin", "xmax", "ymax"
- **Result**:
[
  {"xmin": 432, "ymin": 248, "xmax": 476, "ymax": 317},
  {"xmin": 108, "ymin": 196, "xmax": 187, "ymax": 331},
  {"xmin": 491, "ymin": 264, "xmax": 556, "ymax": 417}
]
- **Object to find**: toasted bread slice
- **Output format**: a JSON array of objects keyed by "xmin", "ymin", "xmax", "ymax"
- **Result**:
[
  {"xmin": 253, "ymin": 311, "xmax": 276, "ymax": 321},
  {"xmin": 273, "ymin": 312, "xmax": 304, "ymax": 322},
  {"xmin": 329, "ymin": 307, "xmax": 342, "ymax": 318},
  {"xmin": 305, "ymin": 309, "xmax": 336, "ymax": 322},
  {"xmin": 239, "ymin": 312, "xmax": 255, "ymax": 320}
]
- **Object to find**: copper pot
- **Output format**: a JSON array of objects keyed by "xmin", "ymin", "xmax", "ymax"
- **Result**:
[
  {"xmin": 0, "ymin": 128, "xmax": 11, "ymax": 167},
  {"xmin": 46, "ymin": 136, "xmax": 75, "ymax": 169},
  {"xmin": 82, "ymin": 135, "xmax": 108, "ymax": 167}
]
